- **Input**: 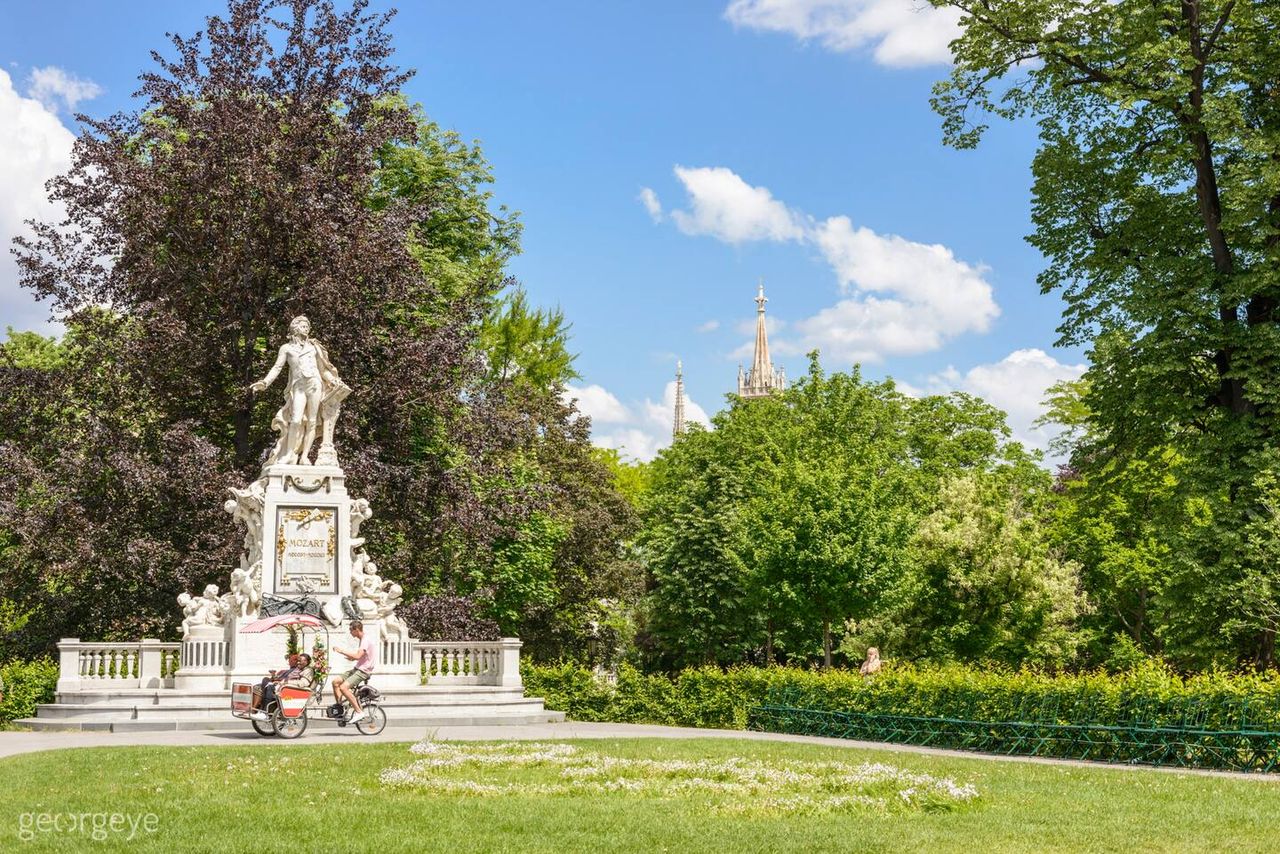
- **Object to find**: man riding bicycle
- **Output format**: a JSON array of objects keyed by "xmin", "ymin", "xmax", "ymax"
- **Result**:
[{"xmin": 332, "ymin": 620, "xmax": 376, "ymax": 723}]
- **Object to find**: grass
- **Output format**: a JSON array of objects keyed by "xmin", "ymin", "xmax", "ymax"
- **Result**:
[{"xmin": 0, "ymin": 737, "xmax": 1276, "ymax": 852}]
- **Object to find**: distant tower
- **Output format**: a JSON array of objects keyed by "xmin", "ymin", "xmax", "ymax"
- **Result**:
[
  {"xmin": 736, "ymin": 280, "xmax": 786, "ymax": 399},
  {"xmin": 673, "ymin": 360, "xmax": 687, "ymax": 439}
]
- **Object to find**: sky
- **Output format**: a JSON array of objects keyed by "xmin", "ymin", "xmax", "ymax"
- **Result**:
[{"xmin": 0, "ymin": 0, "xmax": 1086, "ymax": 462}]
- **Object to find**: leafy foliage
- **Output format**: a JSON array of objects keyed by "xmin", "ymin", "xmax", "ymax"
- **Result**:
[
  {"xmin": 0, "ymin": 0, "xmax": 631, "ymax": 657},
  {"xmin": 398, "ymin": 593, "xmax": 500, "ymax": 642},
  {"xmin": 640, "ymin": 354, "xmax": 1067, "ymax": 670},
  {"xmin": 932, "ymin": 0, "xmax": 1280, "ymax": 669},
  {"xmin": 524, "ymin": 661, "xmax": 1280, "ymax": 733},
  {"xmin": 0, "ymin": 659, "xmax": 58, "ymax": 726}
]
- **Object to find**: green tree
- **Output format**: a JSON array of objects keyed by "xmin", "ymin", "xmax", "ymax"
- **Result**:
[
  {"xmin": 641, "ymin": 426, "xmax": 757, "ymax": 668},
  {"xmin": 0, "ymin": 329, "xmax": 63, "ymax": 370},
  {"xmin": 933, "ymin": 0, "xmax": 1280, "ymax": 667},
  {"xmin": 641, "ymin": 353, "xmax": 1048, "ymax": 670},
  {"xmin": 480, "ymin": 287, "xmax": 579, "ymax": 390},
  {"xmin": 850, "ymin": 467, "xmax": 1088, "ymax": 669}
]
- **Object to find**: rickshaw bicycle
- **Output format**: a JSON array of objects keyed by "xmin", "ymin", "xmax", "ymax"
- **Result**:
[{"xmin": 230, "ymin": 613, "xmax": 388, "ymax": 739}]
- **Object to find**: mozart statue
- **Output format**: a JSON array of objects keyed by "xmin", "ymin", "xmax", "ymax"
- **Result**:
[{"xmin": 250, "ymin": 315, "xmax": 351, "ymax": 467}]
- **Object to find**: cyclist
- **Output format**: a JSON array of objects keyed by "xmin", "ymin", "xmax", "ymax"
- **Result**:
[{"xmin": 332, "ymin": 620, "xmax": 376, "ymax": 723}]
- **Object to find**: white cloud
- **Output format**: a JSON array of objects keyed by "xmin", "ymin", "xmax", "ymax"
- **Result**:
[
  {"xmin": 724, "ymin": 0, "xmax": 961, "ymax": 67},
  {"xmin": 796, "ymin": 215, "xmax": 998, "ymax": 361},
  {"xmin": 669, "ymin": 166, "xmax": 807, "ymax": 243},
  {"xmin": 638, "ymin": 187, "xmax": 663, "ymax": 222},
  {"xmin": 26, "ymin": 66, "xmax": 103, "ymax": 113},
  {"xmin": 572, "ymin": 379, "xmax": 712, "ymax": 462},
  {"xmin": 564, "ymin": 384, "xmax": 630, "ymax": 424},
  {"xmin": 659, "ymin": 165, "xmax": 999, "ymax": 363},
  {"xmin": 0, "ymin": 68, "xmax": 76, "ymax": 331},
  {"xmin": 697, "ymin": 319, "xmax": 721, "ymax": 333},
  {"xmin": 919, "ymin": 348, "xmax": 1086, "ymax": 458}
]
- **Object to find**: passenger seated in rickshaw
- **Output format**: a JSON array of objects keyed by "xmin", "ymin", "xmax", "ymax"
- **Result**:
[
  {"xmin": 250, "ymin": 653, "xmax": 315, "ymax": 721},
  {"xmin": 250, "ymin": 653, "xmax": 297, "ymax": 713}
]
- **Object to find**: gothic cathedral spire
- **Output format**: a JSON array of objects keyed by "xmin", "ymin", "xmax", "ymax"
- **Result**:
[
  {"xmin": 736, "ymin": 280, "xmax": 786, "ymax": 398},
  {"xmin": 673, "ymin": 360, "xmax": 687, "ymax": 439}
]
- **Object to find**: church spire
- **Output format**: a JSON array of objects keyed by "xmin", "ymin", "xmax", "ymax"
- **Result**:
[
  {"xmin": 673, "ymin": 360, "xmax": 686, "ymax": 439},
  {"xmin": 736, "ymin": 280, "xmax": 786, "ymax": 399}
]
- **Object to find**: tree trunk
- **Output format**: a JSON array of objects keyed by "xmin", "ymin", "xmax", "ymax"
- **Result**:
[
  {"xmin": 822, "ymin": 616, "xmax": 832, "ymax": 670},
  {"xmin": 1179, "ymin": 1, "xmax": 1249, "ymax": 417},
  {"xmin": 1255, "ymin": 627, "xmax": 1276, "ymax": 673},
  {"xmin": 765, "ymin": 618, "xmax": 774, "ymax": 667}
]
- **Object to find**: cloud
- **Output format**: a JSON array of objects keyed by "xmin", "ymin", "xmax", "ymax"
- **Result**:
[
  {"xmin": 564, "ymin": 384, "xmax": 630, "ymax": 424},
  {"xmin": 917, "ymin": 348, "xmax": 1086, "ymax": 458},
  {"xmin": 696, "ymin": 319, "xmax": 721, "ymax": 333},
  {"xmin": 724, "ymin": 0, "xmax": 961, "ymax": 67},
  {"xmin": 0, "ymin": 68, "xmax": 76, "ymax": 331},
  {"xmin": 26, "ymin": 65, "xmax": 103, "ymax": 113},
  {"xmin": 569, "ymin": 379, "xmax": 712, "ymax": 462},
  {"xmin": 638, "ymin": 187, "xmax": 663, "ymax": 222},
  {"xmin": 659, "ymin": 165, "xmax": 999, "ymax": 362},
  {"xmin": 796, "ymin": 215, "xmax": 998, "ymax": 361},
  {"xmin": 669, "ymin": 166, "xmax": 807, "ymax": 243}
]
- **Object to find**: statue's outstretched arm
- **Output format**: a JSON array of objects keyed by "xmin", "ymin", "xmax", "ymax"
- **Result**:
[{"xmin": 251, "ymin": 345, "xmax": 288, "ymax": 393}]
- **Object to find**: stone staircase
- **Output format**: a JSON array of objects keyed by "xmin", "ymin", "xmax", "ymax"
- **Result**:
[{"xmin": 18, "ymin": 684, "xmax": 563, "ymax": 732}]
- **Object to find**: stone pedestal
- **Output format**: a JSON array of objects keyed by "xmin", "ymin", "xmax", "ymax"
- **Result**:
[
  {"xmin": 175, "ymin": 624, "xmax": 231, "ymax": 690},
  {"xmin": 259, "ymin": 463, "xmax": 352, "ymax": 616}
]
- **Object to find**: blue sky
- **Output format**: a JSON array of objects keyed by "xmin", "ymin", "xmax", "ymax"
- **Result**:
[{"xmin": 0, "ymin": 1, "xmax": 1084, "ymax": 460}]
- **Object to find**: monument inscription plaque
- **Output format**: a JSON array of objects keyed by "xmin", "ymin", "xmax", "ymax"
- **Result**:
[{"xmin": 274, "ymin": 506, "xmax": 338, "ymax": 594}]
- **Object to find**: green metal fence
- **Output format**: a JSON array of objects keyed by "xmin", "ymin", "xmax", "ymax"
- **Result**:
[{"xmin": 747, "ymin": 691, "xmax": 1280, "ymax": 772}]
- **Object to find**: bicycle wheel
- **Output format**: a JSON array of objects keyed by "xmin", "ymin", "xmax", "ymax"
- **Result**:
[
  {"xmin": 356, "ymin": 704, "xmax": 386, "ymax": 735},
  {"xmin": 251, "ymin": 718, "xmax": 276, "ymax": 737},
  {"xmin": 272, "ymin": 707, "xmax": 308, "ymax": 739}
]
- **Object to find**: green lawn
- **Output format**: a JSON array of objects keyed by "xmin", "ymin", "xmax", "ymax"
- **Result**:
[{"xmin": 1, "ymin": 737, "xmax": 1275, "ymax": 852}]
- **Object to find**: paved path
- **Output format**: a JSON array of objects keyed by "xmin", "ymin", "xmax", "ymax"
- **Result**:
[{"xmin": 1, "ymin": 720, "xmax": 1277, "ymax": 780}]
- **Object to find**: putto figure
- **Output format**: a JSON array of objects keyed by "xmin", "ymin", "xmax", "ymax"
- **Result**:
[{"xmin": 251, "ymin": 315, "xmax": 350, "ymax": 467}]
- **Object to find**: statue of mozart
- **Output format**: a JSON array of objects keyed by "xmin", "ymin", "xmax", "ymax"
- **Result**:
[{"xmin": 250, "ymin": 315, "xmax": 351, "ymax": 467}]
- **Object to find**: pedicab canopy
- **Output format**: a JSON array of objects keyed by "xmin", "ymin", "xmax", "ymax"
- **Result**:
[{"xmin": 238, "ymin": 613, "xmax": 326, "ymax": 633}]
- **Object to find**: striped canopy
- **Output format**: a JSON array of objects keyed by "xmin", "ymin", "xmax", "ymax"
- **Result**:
[{"xmin": 238, "ymin": 613, "xmax": 327, "ymax": 634}]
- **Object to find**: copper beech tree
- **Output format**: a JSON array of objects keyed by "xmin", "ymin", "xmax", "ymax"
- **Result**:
[{"xmin": 0, "ymin": 0, "xmax": 632, "ymax": 653}]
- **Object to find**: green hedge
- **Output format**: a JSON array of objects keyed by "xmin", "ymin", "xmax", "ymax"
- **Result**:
[
  {"xmin": 0, "ymin": 659, "xmax": 58, "ymax": 726},
  {"xmin": 522, "ymin": 662, "xmax": 1280, "ymax": 732}
]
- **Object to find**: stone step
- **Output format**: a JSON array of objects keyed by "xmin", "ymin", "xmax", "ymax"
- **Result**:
[
  {"xmin": 15, "ymin": 709, "xmax": 565, "ymax": 733},
  {"xmin": 36, "ymin": 696, "xmax": 557, "ymax": 721}
]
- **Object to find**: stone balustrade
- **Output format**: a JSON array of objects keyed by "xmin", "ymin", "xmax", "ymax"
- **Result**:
[
  {"xmin": 56, "ymin": 636, "xmax": 521, "ymax": 693},
  {"xmin": 56, "ymin": 639, "xmax": 181, "ymax": 692},
  {"xmin": 415, "ymin": 638, "xmax": 522, "ymax": 688}
]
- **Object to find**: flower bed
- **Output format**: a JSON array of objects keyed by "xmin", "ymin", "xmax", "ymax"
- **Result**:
[{"xmin": 379, "ymin": 740, "xmax": 979, "ymax": 814}]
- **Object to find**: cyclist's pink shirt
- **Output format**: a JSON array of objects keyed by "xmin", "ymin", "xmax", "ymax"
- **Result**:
[{"xmin": 355, "ymin": 634, "xmax": 377, "ymax": 673}]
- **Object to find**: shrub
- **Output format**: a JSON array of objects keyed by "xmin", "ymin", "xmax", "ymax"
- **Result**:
[
  {"xmin": 0, "ymin": 658, "xmax": 58, "ymax": 726},
  {"xmin": 522, "ymin": 661, "xmax": 1280, "ymax": 732}
]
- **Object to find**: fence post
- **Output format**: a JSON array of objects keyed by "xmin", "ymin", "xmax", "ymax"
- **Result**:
[
  {"xmin": 55, "ymin": 639, "xmax": 81, "ymax": 693},
  {"xmin": 497, "ymin": 638, "xmax": 523, "ymax": 689},
  {"xmin": 138, "ymin": 638, "xmax": 165, "ymax": 689}
]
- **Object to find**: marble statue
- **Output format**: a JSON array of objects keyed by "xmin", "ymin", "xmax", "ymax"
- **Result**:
[
  {"xmin": 349, "ymin": 498, "xmax": 372, "ymax": 553},
  {"xmin": 222, "ymin": 565, "xmax": 261, "ymax": 618},
  {"xmin": 178, "ymin": 584, "xmax": 228, "ymax": 635},
  {"xmin": 378, "ymin": 581, "xmax": 408, "ymax": 639},
  {"xmin": 223, "ymin": 481, "xmax": 266, "ymax": 569},
  {"xmin": 177, "ymin": 314, "xmax": 412, "ymax": 642},
  {"xmin": 250, "ymin": 315, "xmax": 350, "ymax": 467}
]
